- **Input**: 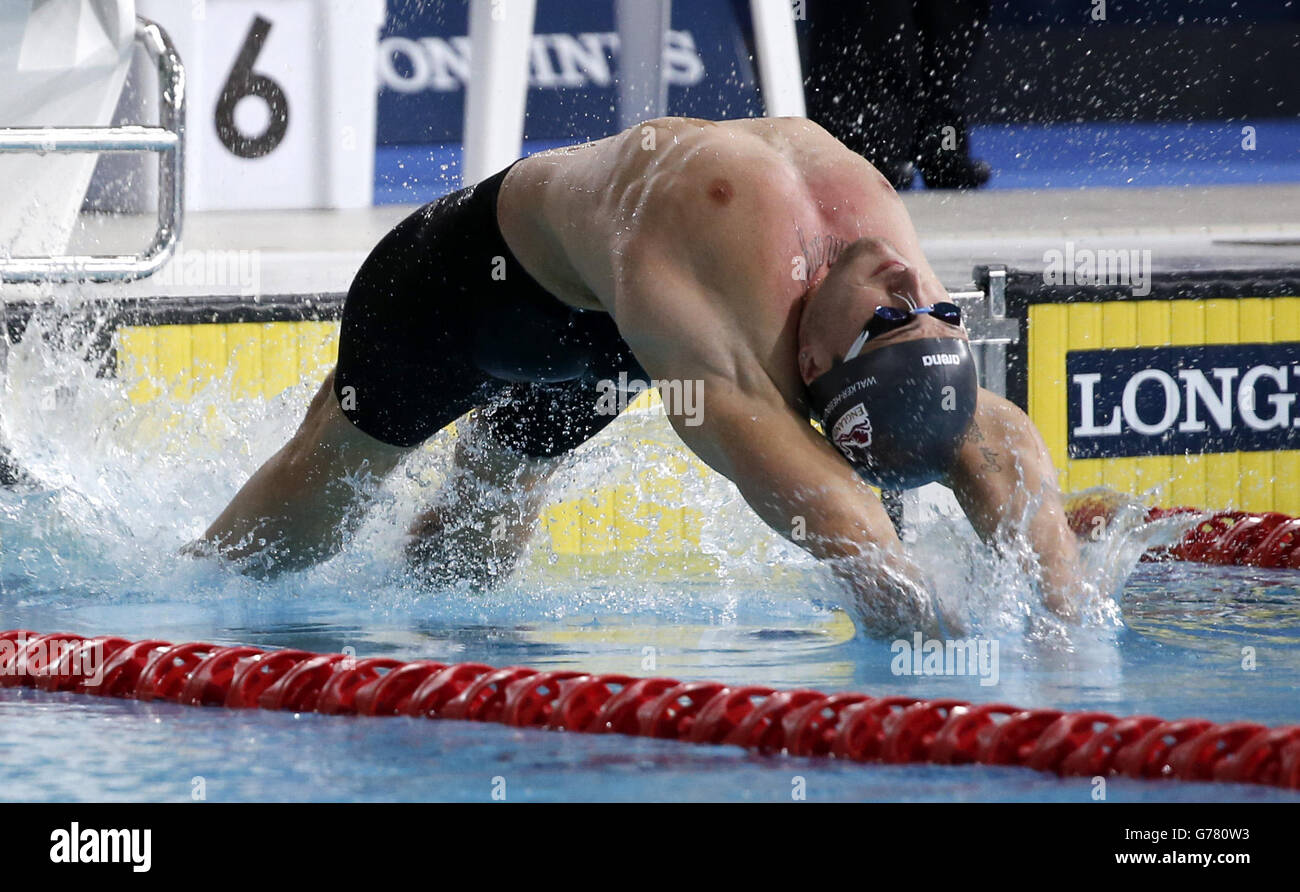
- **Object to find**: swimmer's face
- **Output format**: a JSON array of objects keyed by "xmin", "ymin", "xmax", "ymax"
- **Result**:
[{"xmin": 797, "ymin": 237, "xmax": 965, "ymax": 386}]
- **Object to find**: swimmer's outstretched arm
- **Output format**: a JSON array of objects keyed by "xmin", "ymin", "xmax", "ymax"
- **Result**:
[
  {"xmin": 184, "ymin": 369, "xmax": 411, "ymax": 575},
  {"xmin": 944, "ymin": 389, "xmax": 1087, "ymax": 619},
  {"xmin": 665, "ymin": 379, "xmax": 946, "ymax": 639}
]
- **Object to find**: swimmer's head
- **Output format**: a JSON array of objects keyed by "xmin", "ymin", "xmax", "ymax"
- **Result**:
[
  {"xmin": 797, "ymin": 237, "xmax": 956, "ymax": 380},
  {"xmin": 797, "ymin": 237, "xmax": 977, "ymax": 488}
]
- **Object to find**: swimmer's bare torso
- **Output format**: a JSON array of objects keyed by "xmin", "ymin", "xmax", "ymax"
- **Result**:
[
  {"xmin": 494, "ymin": 118, "xmax": 1085, "ymax": 630},
  {"xmin": 499, "ymin": 117, "xmax": 928, "ymax": 406},
  {"xmin": 196, "ymin": 117, "xmax": 1088, "ymax": 637}
]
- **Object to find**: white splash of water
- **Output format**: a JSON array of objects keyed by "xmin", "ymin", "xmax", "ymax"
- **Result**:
[{"xmin": 0, "ymin": 321, "xmax": 1189, "ymax": 655}]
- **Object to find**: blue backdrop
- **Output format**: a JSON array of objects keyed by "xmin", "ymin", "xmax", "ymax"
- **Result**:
[{"xmin": 377, "ymin": 0, "xmax": 760, "ymax": 146}]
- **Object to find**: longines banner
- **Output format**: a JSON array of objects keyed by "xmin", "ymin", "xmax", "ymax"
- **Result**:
[
  {"xmin": 989, "ymin": 267, "xmax": 1300, "ymax": 514},
  {"xmin": 376, "ymin": 0, "xmax": 758, "ymax": 145},
  {"xmin": 1067, "ymin": 343, "xmax": 1300, "ymax": 459}
]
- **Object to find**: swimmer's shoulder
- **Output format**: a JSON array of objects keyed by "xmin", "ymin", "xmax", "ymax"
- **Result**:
[
  {"xmin": 509, "ymin": 118, "xmax": 813, "ymax": 221},
  {"xmin": 629, "ymin": 118, "xmax": 885, "ymax": 222}
]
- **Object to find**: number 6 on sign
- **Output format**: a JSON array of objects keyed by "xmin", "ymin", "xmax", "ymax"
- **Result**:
[{"xmin": 216, "ymin": 15, "xmax": 290, "ymax": 159}]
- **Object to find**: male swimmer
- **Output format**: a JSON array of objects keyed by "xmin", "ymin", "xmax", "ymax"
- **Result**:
[{"xmin": 192, "ymin": 117, "xmax": 1086, "ymax": 637}]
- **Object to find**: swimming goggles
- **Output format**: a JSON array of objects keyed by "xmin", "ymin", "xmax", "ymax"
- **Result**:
[{"xmin": 844, "ymin": 301, "xmax": 963, "ymax": 361}]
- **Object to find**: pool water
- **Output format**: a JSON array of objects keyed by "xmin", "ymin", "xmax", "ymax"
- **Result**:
[
  {"xmin": 3, "ymin": 561, "xmax": 1298, "ymax": 802},
  {"xmin": 2, "ymin": 333, "xmax": 1299, "ymax": 802}
]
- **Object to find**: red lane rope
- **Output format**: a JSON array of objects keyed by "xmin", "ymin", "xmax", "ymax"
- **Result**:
[
  {"xmin": 1065, "ymin": 496, "xmax": 1300, "ymax": 569},
  {"xmin": 3, "ymin": 629, "xmax": 1298, "ymax": 791}
]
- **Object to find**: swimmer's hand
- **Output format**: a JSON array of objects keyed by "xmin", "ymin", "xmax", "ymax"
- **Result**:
[
  {"xmin": 831, "ymin": 548, "xmax": 959, "ymax": 640},
  {"xmin": 178, "ymin": 538, "xmax": 211, "ymax": 559},
  {"xmin": 178, "ymin": 532, "xmax": 293, "ymax": 579},
  {"xmin": 658, "ymin": 371, "xmax": 957, "ymax": 640}
]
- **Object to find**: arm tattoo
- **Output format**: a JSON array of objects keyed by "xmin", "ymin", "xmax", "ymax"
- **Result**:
[
  {"xmin": 959, "ymin": 419, "xmax": 986, "ymax": 445},
  {"xmin": 979, "ymin": 446, "xmax": 1002, "ymax": 473},
  {"xmin": 961, "ymin": 421, "xmax": 1002, "ymax": 472}
]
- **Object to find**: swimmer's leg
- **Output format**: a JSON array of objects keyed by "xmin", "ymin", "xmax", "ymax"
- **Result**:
[
  {"xmin": 405, "ymin": 416, "xmax": 562, "ymax": 588},
  {"xmin": 407, "ymin": 318, "xmax": 642, "ymax": 588},
  {"xmin": 187, "ymin": 368, "xmax": 412, "ymax": 575}
]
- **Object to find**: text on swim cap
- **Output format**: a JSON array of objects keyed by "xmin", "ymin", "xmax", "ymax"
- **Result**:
[
  {"xmin": 921, "ymin": 353, "xmax": 962, "ymax": 367},
  {"xmin": 821, "ymin": 376, "xmax": 878, "ymax": 418}
]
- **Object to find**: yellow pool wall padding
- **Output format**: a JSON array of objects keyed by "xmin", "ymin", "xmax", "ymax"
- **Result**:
[
  {"xmin": 109, "ymin": 295, "xmax": 1300, "ymax": 568},
  {"xmin": 112, "ymin": 319, "xmax": 724, "ymax": 569},
  {"xmin": 1026, "ymin": 296, "xmax": 1300, "ymax": 515}
]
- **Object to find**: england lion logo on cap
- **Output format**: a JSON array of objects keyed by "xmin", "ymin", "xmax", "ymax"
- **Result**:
[{"xmin": 830, "ymin": 402, "xmax": 873, "ymax": 462}]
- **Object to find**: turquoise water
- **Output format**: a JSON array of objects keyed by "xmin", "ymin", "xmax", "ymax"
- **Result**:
[
  {"xmin": 1, "ymin": 331, "xmax": 1299, "ymax": 802},
  {"xmin": 1, "ymin": 562, "xmax": 1299, "ymax": 802},
  {"xmin": 3, "ymin": 490, "xmax": 1299, "ymax": 802}
]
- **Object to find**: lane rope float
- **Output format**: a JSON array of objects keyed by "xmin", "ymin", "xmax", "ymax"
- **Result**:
[
  {"xmin": 1142, "ymin": 507, "xmax": 1300, "ymax": 568},
  {"xmin": 3, "ymin": 629, "xmax": 1298, "ymax": 790},
  {"xmin": 1064, "ymin": 493, "xmax": 1300, "ymax": 569}
]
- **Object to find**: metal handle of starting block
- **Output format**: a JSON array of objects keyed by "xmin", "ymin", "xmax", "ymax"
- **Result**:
[
  {"xmin": 0, "ymin": 17, "xmax": 185, "ymax": 284},
  {"xmin": 950, "ymin": 268, "xmax": 1018, "ymax": 398}
]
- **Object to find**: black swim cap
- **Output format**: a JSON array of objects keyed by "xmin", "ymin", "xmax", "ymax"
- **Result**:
[{"xmin": 807, "ymin": 338, "xmax": 978, "ymax": 489}]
